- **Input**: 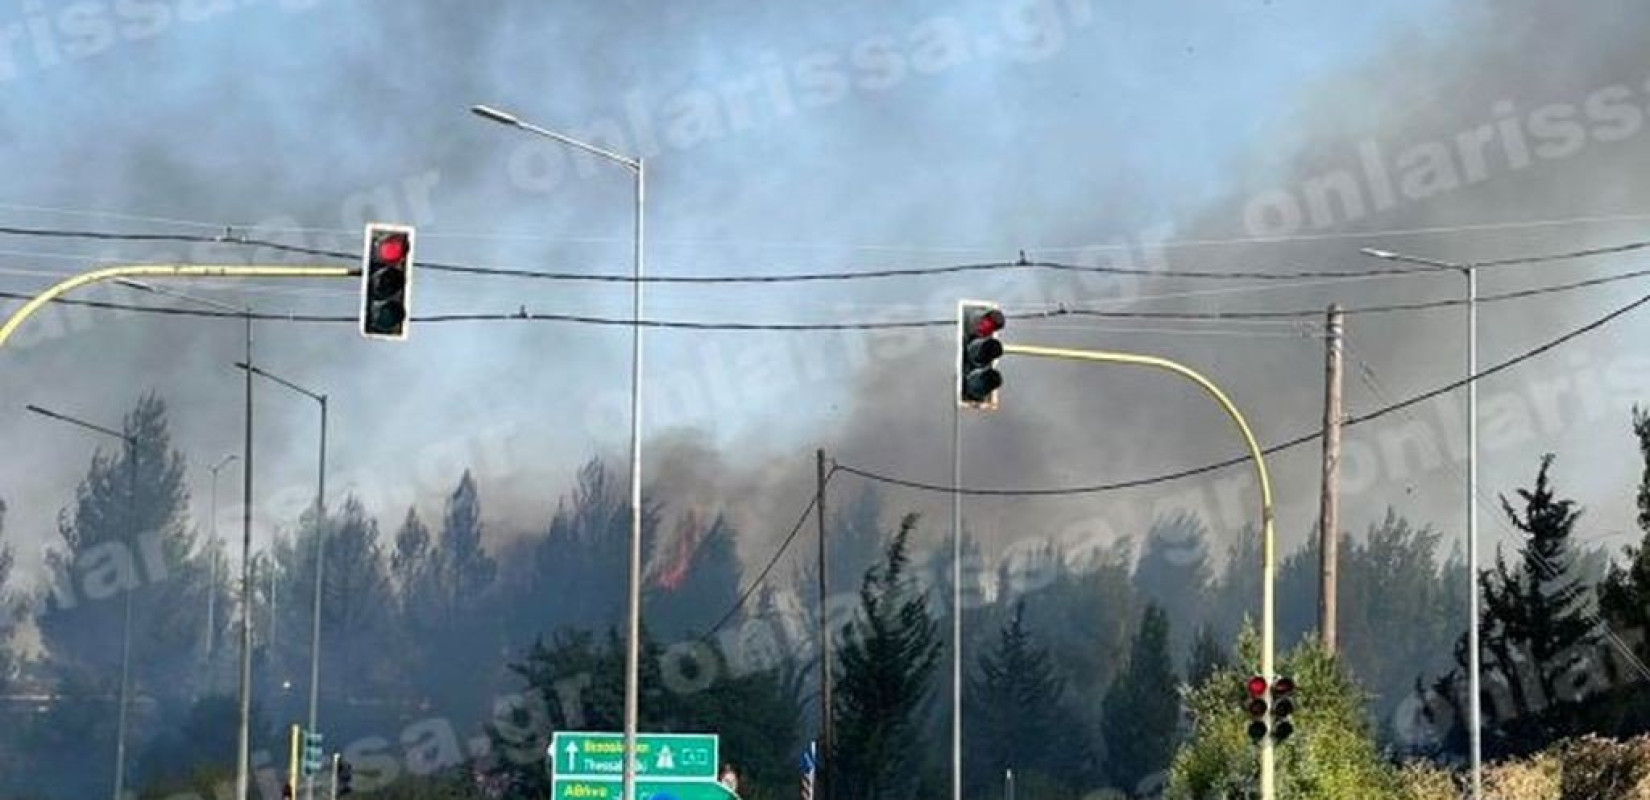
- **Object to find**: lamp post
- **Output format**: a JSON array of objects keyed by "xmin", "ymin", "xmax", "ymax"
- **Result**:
[
  {"xmin": 1361, "ymin": 247, "xmax": 1480, "ymax": 800},
  {"xmin": 115, "ymin": 279, "xmax": 260, "ymax": 800},
  {"xmin": 471, "ymin": 103, "xmax": 647, "ymax": 800},
  {"xmin": 234, "ymin": 361, "xmax": 327, "ymax": 800},
  {"xmin": 26, "ymin": 403, "xmax": 138, "ymax": 800}
]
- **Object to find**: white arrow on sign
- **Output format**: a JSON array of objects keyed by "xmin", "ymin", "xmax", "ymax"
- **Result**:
[{"xmin": 564, "ymin": 741, "xmax": 579, "ymax": 773}]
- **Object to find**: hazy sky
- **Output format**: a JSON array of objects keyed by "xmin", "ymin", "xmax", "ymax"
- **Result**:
[{"xmin": 4, "ymin": 0, "xmax": 1650, "ymax": 598}]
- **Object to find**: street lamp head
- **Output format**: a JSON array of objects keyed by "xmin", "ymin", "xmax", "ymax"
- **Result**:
[
  {"xmin": 470, "ymin": 105, "xmax": 521, "ymax": 127},
  {"xmin": 1359, "ymin": 248, "xmax": 1399, "ymax": 260}
]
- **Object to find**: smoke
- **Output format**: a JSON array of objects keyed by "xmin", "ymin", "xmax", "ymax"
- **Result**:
[{"xmin": 3, "ymin": 0, "xmax": 1650, "ymax": 606}]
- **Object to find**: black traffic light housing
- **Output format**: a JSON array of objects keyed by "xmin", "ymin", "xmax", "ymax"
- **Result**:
[
  {"xmin": 958, "ymin": 301, "xmax": 1005, "ymax": 409},
  {"xmin": 1245, "ymin": 675, "xmax": 1269, "ymax": 743},
  {"xmin": 1271, "ymin": 675, "xmax": 1296, "ymax": 742},
  {"xmin": 1244, "ymin": 674, "xmax": 1298, "ymax": 744},
  {"xmin": 360, "ymin": 223, "xmax": 414, "ymax": 339},
  {"xmin": 338, "ymin": 759, "xmax": 354, "ymax": 796}
]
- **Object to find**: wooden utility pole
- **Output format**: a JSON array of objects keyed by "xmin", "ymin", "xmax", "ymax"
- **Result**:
[
  {"xmin": 816, "ymin": 448, "xmax": 832, "ymax": 800},
  {"xmin": 1318, "ymin": 304, "xmax": 1345, "ymax": 654}
]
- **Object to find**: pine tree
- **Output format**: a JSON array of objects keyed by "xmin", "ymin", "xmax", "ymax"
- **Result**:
[
  {"xmin": 0, "ymin": 498, "xmax": 15, "ymax": 696},
  {"xmin": 832, "ymin": 514, "xmax": 941, "ymax": 800},
  {"xmin": 1436, "ymin": 454, "xmax": 1599, "ymax": 757},
  {"xmin": 31, "ymin": 395, "xmax": 215, "ymax": 794},
  {"xmin": 1600, "ymin": 407, "xmax": 1650, "ymax": 672},
  {"xmin": 1186, "ymin": 624, "xmax": 1229, "ymax": 689},
  {"xmin": 1102, "ymin": 603, "xmax": 1181, "ymax": 794},
  {"xmin": 966, "ymin": 601, "xmax": 1091, "ymax": 795},
  {"xmin": 644, "ymin": 512, "xmax": 741, "ymax": 640},
  {"xmin": 1134, "ymin": 513, "xmax": 1214, "ymax": 660}
]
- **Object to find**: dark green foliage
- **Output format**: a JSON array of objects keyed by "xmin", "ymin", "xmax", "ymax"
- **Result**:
[
  {"xmin": 645, "ymin": 513, "xmax": 742, "ymax": 641},
  {"xmin": 1168, "ymin": 627, "xmax": 1397, "ymax": 799},
  {"xmin": 966, "ymin": 601, "xmax": 1092, "ymax": 796},
  {"xmin": 1431, "ymin": 455, "xmax": 1600, "ymax": 759},
  {"xmin": 488, "ymin": 627, "xmax": 801, "ymax": 800},
  {"xmin": 396, "ymin": 472, "xmax": 502, "ymax": 722},
  {"xmin": 1600, "ymin": 407, "xmax": 1650, "ymax": 681},
  {"xmin": 1338, "ymin": 510, "xmax": 1468, "ymax": 738},
  {"xmin": 1102, "ymin": 603, "xmax": 1181, "ymax": 794},
  {"xmin": 1186, "ymin": 624, "xmax": 1230, "ymax": 696},
  {"xmin": 29, "ymin": 395, "xmax": 218, "ymax": 796},
  {"xmin": 832, "ymin": 514, "xmax": 942, "ymax": 800},
  {"xmin": 1134, "ymin": 513, "xmax": 1215, "ymax": 660},
  {"xmin": 495, "ymin": 460, "xmax": 662, "ymax": 646},
  {"xmin": 0, "ymin": 498, "xmax": 15, "ymax": 696}
]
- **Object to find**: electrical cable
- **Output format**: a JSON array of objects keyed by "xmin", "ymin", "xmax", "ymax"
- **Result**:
[
  {"xmin": 702, "ymin": 477, "xmax": 830, "ymax": 639},
  {"xmin": 834, "ymin": 291, "xmax": 1650, "ymax": 496}
]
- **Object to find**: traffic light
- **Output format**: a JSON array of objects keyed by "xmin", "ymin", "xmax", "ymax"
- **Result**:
[
  {"xmin": 281, "ymin": 783, "xmax": 294, "ymax": 800},
  {"xmin": 301, "ymin": 730, "xmax": 325, "ymax": 776},
  {"xmin": 1272, "ymin": 676, "xmax": 1297, "ymax": 742},
  {"xmin": 1245, "ymin": 675, "xmax": 1269, "ymax": 743},
  {"xmin": 958, "ymin": 301, "xmax": 1005, "ymax": 409},
  {"xmin": 1244, "ymin": 674, "xmax": 1298, "ymax": 743},
  {"xmin": 360, "ymin": 223, "xmax": 414, "ymax": 339},
  {"xmin": 337, "ymin": 759, "xmax": 354, "ymax": 796}
]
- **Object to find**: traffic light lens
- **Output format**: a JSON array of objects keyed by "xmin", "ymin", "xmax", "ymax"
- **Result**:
[
  {"xmin": 371, "ymin": 268, "xmax": 406, "ymax": 299},
  {"xmin": 1247, "ymin": 676, "xmax": 1268, "ymax": 698},
  {"xmin": 1246, "ymin": 698, "xmax": 1268, "ymax": 717},
  {"xmin": 1274, "ymin": 721, "xmax": 1295, "ymax": 742},
  {"xmin": 371, "ymin": 301, "xmax": 406, "ymax": 331},
  {"xmin": 1247, "ymin": 721, "xmax": 1268, "ymax": 742},
  {"xmin": 1273, "ymin": 676, "xmax": 1296, "ymax": 696},
  {"xmin": 376, "ymin": 236, "xmax": 408, "ymax": 263},
  {"xmin": 967, "ymin": 337, "xmax": 1004, "ymax": 363},
  {"xmin": 974, "ymin": 309, "xmax": 1005, "ymax": 337},
  {"xmin": 1275, "ymin": 697, "xmax": 1295, "ymax": 717}
]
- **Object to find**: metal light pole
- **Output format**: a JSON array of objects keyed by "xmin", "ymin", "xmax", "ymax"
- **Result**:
[
  {"xmin": 25, "ymin": 403, "xmax": 138, "ymax": 800},
  {"xmin": 115, "ymin": 279, "xmax": 262, "ymax": 800},
  {"xmin": 951, "ymin": 402, "xmax": 963, "ymax": 800},
  {"xmin": 207, "ymin": 454, "xmax": 240, "ymax": 665},
  {"xmin": 471, "ymin": 103, "xmax": 647, "ymax": 800},
  {"xmin": 1362, "ymin": 247, "xmax": 1481, "ymax": 799},
  {"xmin": 235, "ymin": 361, "xmax": 327, "ymax": 800}
]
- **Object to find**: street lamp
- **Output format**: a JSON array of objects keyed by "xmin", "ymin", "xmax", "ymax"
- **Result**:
[
  {"xmin": 117, "ymin": 278, "xmax": 259, "ymax": 800},
  {"xmin": 471, "ymin": 103, "xmax": 648, "ymax": 800},
  {"xmin": 233, "ymin": 361, "xmax": 327, "ymax": 800},
  {"xmin": 206, "ymin": 454, "xmax": 239, "ymax": 665},
  {"xmin": 26, "ymin": 403, "xmax": 138, "ymax": 800},
  {"xmin": 1361, "ymin": 246, "xmax": 1481, "ymax": 800}
]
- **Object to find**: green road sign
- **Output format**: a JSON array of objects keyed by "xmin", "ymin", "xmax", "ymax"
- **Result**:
[
  {"xmin": 550, "ymin": 732, "xmax": 719, "ymax": 780},
  {"xmin": 550, "ymin": 778, "xmax": 737, "ymax": 800}
]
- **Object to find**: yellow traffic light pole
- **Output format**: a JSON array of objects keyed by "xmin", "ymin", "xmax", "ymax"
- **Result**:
[
  {"xmin": 2, "ymin": 263, "xmax": 355, "ymax": 800},
  {"xmin": 0, "ymin": 264, "xmax": 354, "ymax": 351},
  {"xmin": 1003, "ymin": 343, "xmax": 1278, "ymax": 800}
]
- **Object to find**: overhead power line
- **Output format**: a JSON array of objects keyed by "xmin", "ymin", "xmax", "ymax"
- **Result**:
[
  {"xmin": 4, "ymin": 224, "xmax": 1648, "ymax": 286},
  {"xmin": 702, "ymin": 475, "xmax": 831, "ymax": 640},
  {"xmin": 834, "ymin": 291, "xmax": 1650, "ymax": 497},
  {"xmin": 6, "ymin": 261, "xmax": 1650, "ymax": 331},
  {"xmin": 0, "ymin": 224, "xmax": 1458, "ymax": 284}
]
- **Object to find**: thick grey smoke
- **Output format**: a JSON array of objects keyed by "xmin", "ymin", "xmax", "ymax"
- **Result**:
[{"xmin": 2, "ymin": 0, "xmax": 1649, "ymax": 608}]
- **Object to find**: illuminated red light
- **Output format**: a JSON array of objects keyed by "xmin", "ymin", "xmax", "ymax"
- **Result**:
[
  {"xmin": 973, "ymin": 309, "xmax": 1005, "ymax": 337},
  {"xmin": 1247, "ymin": 676, "xmax": 1268, "ymax": 698},
  {"xmin": 376, "ymin": 236, "xmax": 408, "ymax": 263}
]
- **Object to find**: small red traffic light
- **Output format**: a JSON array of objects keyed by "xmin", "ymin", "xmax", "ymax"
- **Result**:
[
  {"xmin": 1247, "ymin": 676, "xmax": 1268, "ymax": 698},
  {"xmin": 376, "ymin": 235, "xmax": 408, "ymax": 263},
  {"xmin": 1273, "ymin": 676, "xmax": 1296, "ymax": 696}
]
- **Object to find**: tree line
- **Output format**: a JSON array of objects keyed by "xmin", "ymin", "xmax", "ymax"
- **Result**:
[{"xmin": 4, "ymin": 394, "xmax": 1650, "ymax": 798}]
